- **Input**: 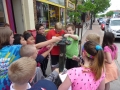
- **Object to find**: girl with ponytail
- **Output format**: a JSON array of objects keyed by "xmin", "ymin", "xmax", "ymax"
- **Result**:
[
  {"xmin": 58, "ymin": 41, "xmax": 105, "ymax": 90},
  {"xmin": 102, "ymin": 32, "xmax": 119, "ymax": 90}
]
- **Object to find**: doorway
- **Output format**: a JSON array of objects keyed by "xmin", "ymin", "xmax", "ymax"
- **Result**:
[{"xmin": 11, "ymin": 0, "xmax": 24, "ymax": 34}]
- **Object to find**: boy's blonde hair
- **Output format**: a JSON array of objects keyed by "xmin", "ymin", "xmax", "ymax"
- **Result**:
[
  {"xmin": 20, "ymin": 45, "xmax": 36, "ymax": 57},
  {"xmin": 8, "ymin": 57, "xmax": 36, "ymax": 85},
  {"xmin": 55, "ymin": 22, "xmax": 63, "ymax": 30},
  {"xmin": 86, "ymin": 33, "xmax": 100, "ymax": 44}
]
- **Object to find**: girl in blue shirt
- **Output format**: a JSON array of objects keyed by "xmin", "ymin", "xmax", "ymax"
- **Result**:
[{"xmin": 0, "ymin": 27, "xmax": 61, "ymax": 90}]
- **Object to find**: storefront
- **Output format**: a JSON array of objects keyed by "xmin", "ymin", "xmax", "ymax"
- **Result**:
[{"xmin": 36, "ymin": 0, "xmax": 65, "ymax": 29}]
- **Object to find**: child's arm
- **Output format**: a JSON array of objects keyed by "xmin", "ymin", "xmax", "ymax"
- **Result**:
[
  {"xmin": 58, "ymin": 75, "xmax": 72, "ymax": 90},
  {"xmin": 69, "ymin": 34, "xmax": 78, "ymax": 40},
  {"xmin": 35, "ymin": 37, "xmax": 62, "ymax": 49},
  {"xmin": 96, "ymin": 79, "xmax": 105, "ymax": 90},
  {"xmin": 41, "ymin": 44, "xmax": 54, "ymax": 58},
  {"xmin": 64, "ymin": 34, "xmax": 78, "ymax": 40},
  {"xmin": 104, "ymin": 52, "xmax": 112, "ymax": 64}
]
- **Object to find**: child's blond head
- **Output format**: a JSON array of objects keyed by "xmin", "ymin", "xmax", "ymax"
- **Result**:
[
  {"xmin": 8, "ymin": 57, "xmax": 36, "ymax": 85},
  {"xmin": 86, "ymin": 33, "xmax": 100, "ymax": 44},
  {"xmin": 55, "ymin": 22, "xmax": 63, "ymax": 31},
  {"xmin": 20, "ymin": 45, "xmax": 38, "ymax": 59}
]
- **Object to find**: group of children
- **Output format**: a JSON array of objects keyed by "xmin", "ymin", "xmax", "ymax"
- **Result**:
[{"xmin": 0, "ymin": 21, "xmax": 119, "ymax": 90}]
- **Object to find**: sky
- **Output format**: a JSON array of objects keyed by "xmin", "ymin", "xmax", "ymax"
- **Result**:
[{"xmin": 105, "ymin": 0, "xmax": 120, "ymax": 12}]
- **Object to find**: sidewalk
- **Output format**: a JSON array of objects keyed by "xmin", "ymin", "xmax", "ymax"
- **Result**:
[{"xmin": 81, "ymin": 21, "xmax": 120, "ymax": 90}]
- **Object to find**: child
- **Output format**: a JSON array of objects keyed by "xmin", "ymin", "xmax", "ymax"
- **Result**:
[
  {"xmin": 23, "ymin": 31, "xmax": 52, "ymax": 75},
  {"xmin": 102, "ymin": 32, "xmax": 119, "ymax": 90},
  {"xmin": 8, "ymin": 57, "xmax": 36, "ymax": 90},
  {"xmin": 0, "ymin": 27, "xmax": 61, "ymax": 90},
  {"xmin": 73, "ymin": 33, "xmax": 100, "ymax": 64},
  {"xmin": 23, "ymin": 31, "xmax": 35, "ymax": 44},
  {"xmin": 0, "ymin": 27, "xmax": 21, "ymax": 90},
  {"xmin": 35, "ymin": 24, "xmax": 49, "ymax": 76},
  {"xmin": 64, "ymin": 24, "xmax": 79, "ymax": 69},
  {"xmin": 85, "ymin": 33, "xmax": 100, "ymax": 44},
  {"xmin": 20, "ymin": 45, "xmax": 59, "ymax": 84},
  {"xmin": 58, "ymin": 41, "xmax": 105, "ymax": 90},
  {"xmin": 46, "ymin": 22, "xmax": 65, "ymax": 71},
  {"xmin": 13, "ymin": 34, "xmax": 27, "ymax": 45}
]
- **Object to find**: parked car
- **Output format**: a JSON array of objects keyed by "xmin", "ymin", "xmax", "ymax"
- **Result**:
[
  {"xmin": 97, "ymin": 17, "xmax": 102, "ymax": 22},
  {"xmin": 101, "ymin": 21, "xmax": 106, "ymax": 31},
  {"xmin": 106, "ymin": 18, "xmax": 120, "ymax": 38}
]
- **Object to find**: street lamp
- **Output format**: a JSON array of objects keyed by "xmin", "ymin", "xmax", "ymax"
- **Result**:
[{"xmin": 89, "ymin": 0, "xmax": 94, "ymax": 30}]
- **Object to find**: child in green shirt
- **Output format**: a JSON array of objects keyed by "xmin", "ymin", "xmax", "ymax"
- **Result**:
[{"xmin": 64, "ymin": 24, "xmax": 79, "ymax": 69}]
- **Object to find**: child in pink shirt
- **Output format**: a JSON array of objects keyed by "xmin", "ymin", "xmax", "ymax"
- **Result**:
[
  {"xmin": 58, "ymin": 41, "xmax": 105, "ymax": 90},
  {"xmin": 102, "ymin": 32, "xmax": 119, "ymax": 90}
]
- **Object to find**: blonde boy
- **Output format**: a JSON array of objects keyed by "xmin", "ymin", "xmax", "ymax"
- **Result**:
[
  {"xmin": 20, "ymin": 45, "xmax": 59, "ymax": 84},
  {"xmin": 86, "ymin": 33, "xmax": 100, "ymax": 44},
  {"xmin": 46, "ymin": 22, "xmax": 65, "ymax": 71},
  {"xmin": 8, "ymin": 57, "xmax": 36, "ymax": 90},
  {"xmin": 73, "ymin": 33, "xmax": 100, "ymax": 63}
]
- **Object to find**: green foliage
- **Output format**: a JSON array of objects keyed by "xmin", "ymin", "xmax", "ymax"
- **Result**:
[
  {"xmin": 94, "ymin": 0, "xmax": 111, "ymax": 14},
  {"xmin": 106, "ymin": 11, "xmax": 114, "ymax": 17},
  {"xmin": 68, "ymin": 0, "xmax": 95, "ymax": 24},
  {"xmin": 100, "ymin": 14, "xmax": 105, "ymax": 17}
]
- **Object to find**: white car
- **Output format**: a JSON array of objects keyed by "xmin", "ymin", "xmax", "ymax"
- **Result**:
[{"xmin": 107, "ymin": 18, "xmax": 120, "ymax": 38}]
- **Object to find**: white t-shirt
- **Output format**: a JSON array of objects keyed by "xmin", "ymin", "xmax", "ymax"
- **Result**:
[{"xmin": 10, "ymin": 83, "xmax": 31, "ymax": 90}]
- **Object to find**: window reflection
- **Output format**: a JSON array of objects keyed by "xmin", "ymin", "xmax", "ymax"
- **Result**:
[{"xmin": 36, "ymin": 1, "xmax": 49, "ymax": 29}]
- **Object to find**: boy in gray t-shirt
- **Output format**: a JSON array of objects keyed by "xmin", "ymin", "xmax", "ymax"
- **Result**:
[{"xmin": 20, "ymin": 45, "xmax": 59, "ymax": 85}]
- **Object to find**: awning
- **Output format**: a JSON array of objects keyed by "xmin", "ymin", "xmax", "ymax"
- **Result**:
[{"xmin": 37, "ymin": 0, "xmax": 65, "ymax": 8}]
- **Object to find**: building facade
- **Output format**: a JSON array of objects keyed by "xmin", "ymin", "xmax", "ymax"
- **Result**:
[
  {"xmin": 0, "ymin": 0, "xmax": 76, "ymax": 33},
  {"xmin": 0, "ymin": 0, "xmax": 35, "ymax": 34}
]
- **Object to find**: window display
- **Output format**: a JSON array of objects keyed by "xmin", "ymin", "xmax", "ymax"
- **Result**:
[
  {"xmin": 0, "ymin": 0, "xmax": 5, "ymax": 27},
  {"xmin": 49, "ymin": 5, "xmax": 59, "ymax": 27},
  {"xmin": 36, "ymin": 1, "xmax": 49, "ymax": 29},
  {"xmin": 36, "ymin": 1, "xmax": 65, "ymax": 29}
]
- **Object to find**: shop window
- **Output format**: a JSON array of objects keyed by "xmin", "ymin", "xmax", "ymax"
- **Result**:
[
  {"xmin": 36, "ymin": 1, "xmax": 49, "ymax": 29},
  {"xmin": 60, "ymin": 8, "xmax": 65, "ymax": 25},
  {"xmin": 0, "ymin": 0, "xmax": 5, "ymax": 27},
  {"xmin": 49, "ymin": 5, "xmax": 59, "ymax": 27}
]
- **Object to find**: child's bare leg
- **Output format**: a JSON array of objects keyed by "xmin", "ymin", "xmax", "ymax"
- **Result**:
[{"xmin": 105, "ymin": 82, "xmax": 110, "ymax": 90}]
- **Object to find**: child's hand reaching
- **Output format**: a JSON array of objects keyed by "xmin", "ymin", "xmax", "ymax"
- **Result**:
[
  {"xmin": 72, "ymin": 55, "xmax": 80, "ymax": 61},
  {"xmin": 64, "ymin": 34, "xmax": 70, "ymax": 37}
]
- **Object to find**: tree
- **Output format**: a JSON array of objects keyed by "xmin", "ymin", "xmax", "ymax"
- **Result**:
[
  {"xmin": 68, "ymin": 0, "xmax": 95, "ymax": 24},
  {"xmin": 106, "ymin": 11, "xmax": 114, "ymax": 17},
  {"xmin": 100, "ymin": 14, "xmax": 105, "ymax": 17},
  {"xmin": 94, "ymin": 0, "xmax": 111, "ymax": 14}
]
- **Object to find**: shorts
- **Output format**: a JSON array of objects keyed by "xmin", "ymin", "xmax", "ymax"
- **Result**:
[{"xmin": 51, "ymin": 55, "xmax": 59, "ymax": 67}]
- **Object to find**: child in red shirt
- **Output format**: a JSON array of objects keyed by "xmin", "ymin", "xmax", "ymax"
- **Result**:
[{"xmin": 46, "ymin": 22, "xmax": 65, "ymax": 71}]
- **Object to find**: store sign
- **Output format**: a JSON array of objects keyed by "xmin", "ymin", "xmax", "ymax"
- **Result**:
[{"xmin": 67, "ymin": 0, "xmax": 75, "ymax": 10}]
